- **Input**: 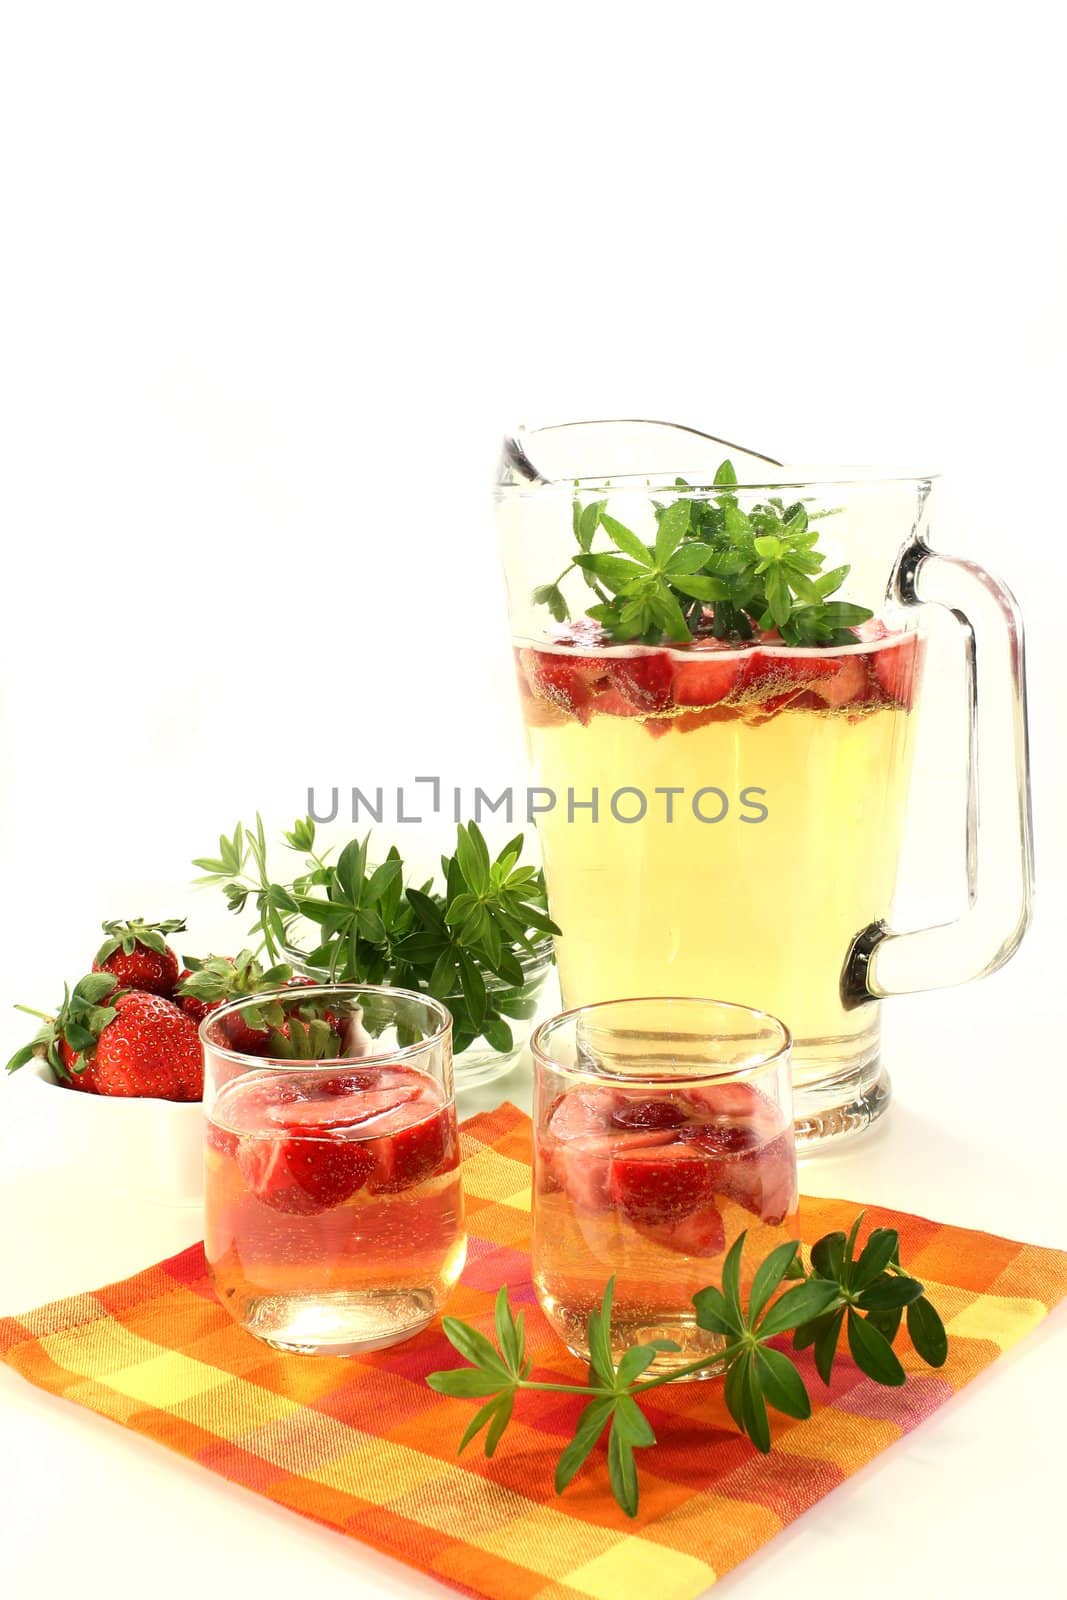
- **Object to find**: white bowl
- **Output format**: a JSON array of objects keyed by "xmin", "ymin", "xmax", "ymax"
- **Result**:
[{"xmin": 8, "ymin": 1062, "xmax": 204, "ymax": 1208}]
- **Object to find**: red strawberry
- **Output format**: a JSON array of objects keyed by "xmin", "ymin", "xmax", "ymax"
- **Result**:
[
  {"xmin": 93, "ymin": 917, "xmax": 186, "ymax": 997},
  {"xmin": 87, "ymin": 991, "xmax": 203, "ymax": 1100},
  {"xmin": 742, "ymin": 648, "xmax": 870, "ymax": 711},
  {"xmin": 610, "ymin": 1141, "xmax": 714, "ymax": 1222},
  {"xmin": 676, "ymin": 1081, "xmax": 788, "ymax": 1146},
  {"xmin": 58, "ymin": 1037, "xmax": 95, "ymax": 1092},
  {"xmin": 711, "ymin": 1132, "xmax": 798, "ymax": 1226},
  {"xmin": 609, "ymin": 1096, "xmax": 687, "ymax": 1133},
  {"xmin": 237, "ymin": 1131, "xmax": 375, "ymax": 1215},
  {"xmin": 177, "ymin": 953, "xmax": 336, "ymax": 1054},
  {"xmin": 177, "ymin": 982, "xmax": 213, "ymax": 1027},
  {"xmin": 545, "ymin": 1086, "xmax": 620, "ymax": 1140},
  {"xmin": 269, "ymin": 1083, "xmax": 420, "ymax": 1131},
  {"xmin": 809, "ymin": 653, "xmax": 868, "ymax": 708},
  {"xmin": 872, "ymin": 633, "xmax": 921, "ymax": 709},
  {"xmin": 7, "ymin": 972, "xmax": 200, "ymax": 1099},
  {"xmin": 519, "ymin": 648, "xmax": 608, "ymax": 723},
  {"xmin": 591, "ymin": 688, "xmax": 645, "ymax": 720},
  {"xmin": 547, "ymin": 1128, "xmax": 677, "ymax": 1213},
  {"xmin": 366, "ymin": 1102, "xmax": 456, "ymax": 1193},
  {"xmin": 606, "ymin": 652, "xmax": 674, "ymax": 711},
  {"xmin": 672, "ymin": 649, "xmax": 740, "ymax": 707},
  {"xmin": 634, "ymin": 1202, "xmax": 726, "ymax": 1258}
]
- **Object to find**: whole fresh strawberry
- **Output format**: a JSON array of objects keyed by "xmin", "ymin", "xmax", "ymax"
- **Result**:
[
  {"xmin": 7, "ymin": 972, "xmax": 202, "ymax": 1100},
  {"xmin": 177, "ymin": 950, "xmax": 295, "ymax": 1050},
  {"xmin": 93, "ymin": 917, "xmax": 187, "ymax": 997}
]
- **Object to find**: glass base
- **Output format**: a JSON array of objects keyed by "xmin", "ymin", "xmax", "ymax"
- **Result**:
[
  {"xmin": 793, "ymin": 1059, "xmax": 891, "ymax": 1147},
  {"xmin": 541, "ymin": 1298, "xmax": 727, "ymax": 1381},
  {"xmin": 237, "ymin": 1287, "xmax": 439, "ymax": 1355}
]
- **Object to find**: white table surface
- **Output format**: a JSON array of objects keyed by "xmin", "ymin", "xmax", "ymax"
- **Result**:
[{"xmin": 2, "ymin": 941, "xmax": 1065, "ymax": 1600}]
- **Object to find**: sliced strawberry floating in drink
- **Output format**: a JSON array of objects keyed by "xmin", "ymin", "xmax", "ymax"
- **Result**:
[
  {"xmin": 609, "ymin": 1096, "xmax": 687, "ymax": 1132},
  {"xmin": 634, "ymin": 1201, "xmax": 726, "ymax": 1258},
  {"xmin": 609, "ymin": 1141, "xmax": 714, "ymax": 1223},
  {"xmin": 546, "ymin": 1086, "xmax": 620, "ymax": 1140},
  {"xmin": 671, "ymin": 649, "xmax": 740, "ymax": 707},
  {"xmin": 547, "ymin": 1126, "xmax": 677, "ymax": 1213},
  {"xmin": 236, "ymin": 1129, "xmax": 376, "ymax": 1215},
  {"xmin": 808, "ymin": 653, "xmax": 868, "ymax": 708},
  {"xmin": 872, "ymin": 633, "xmax": 921, "ymax": 709},
  {"xmin": 591, "ymin": 688, "xmax": 645, "ymax": 720},
  {"xmin": 265, "ymin": 1084, "xmax": 420, "ymax": 1131},
  {"xmin": 365, "ymin": 1092, "xmax": 455, "ymax": 1193},
  {"xmin": 549, "ymin": 1135, "xmax": 618, "ymax": 1213},
  {"xmin": 682, "ymin": 1121, "xmax": 765, "ymax": 1157},
  {"xmin": 711, "ymin": 1131, "xmax": 798, "ymax": 1225},
  {"xmin": 605, "ymin": 651, "xmax": 674, "ymax": 711},
  {"xmin": 677, "ymin": 1080, "xmax": 781, "ymax": 1129},
  {"xmin": 519, "ymin": 648, "xmax": 608, "ymax": 723}
]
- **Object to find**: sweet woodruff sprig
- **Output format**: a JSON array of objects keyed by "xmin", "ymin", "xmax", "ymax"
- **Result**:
[
  {"xmin": 427, "ymin": 1214, "xmax": 947, "ymax": 1518},
  {"xmin": 533, "ymin": 460, "xmax": 873, "ymax": 647},
  {"xmin": 193, "ymin": 816, "xmax": 559, "ymax": 1056}
]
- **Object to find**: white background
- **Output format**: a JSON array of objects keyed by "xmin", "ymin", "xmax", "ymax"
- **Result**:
[{"xmin": 0, "ymin": 4, "xmax": 1065, "ymax": 1597}]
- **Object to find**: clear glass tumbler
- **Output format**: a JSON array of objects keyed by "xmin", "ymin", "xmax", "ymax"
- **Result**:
[
  {"xmin": 532, "ymin": 997, "xmax": 797, "ymax": 1376},
  {"xmin": 202, "ymin": 984, "xmax": 465, "ymax": 1355}
]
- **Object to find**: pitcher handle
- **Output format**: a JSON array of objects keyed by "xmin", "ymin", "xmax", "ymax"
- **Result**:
[{"xmin": 842, "ymin": 547, "xmax": 1034, "ymax": 1005}]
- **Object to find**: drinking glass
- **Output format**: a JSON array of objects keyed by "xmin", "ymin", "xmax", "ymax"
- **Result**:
[
  {"xmin": 202, "ymin": 984, "xmax": 465, "ymax": 1354},
  {"xmin": 496, "ymin": 420, "xmax": 1034, "ymax": 1144},
  {"xmin": 532, "ymin": 996, "xmax": 796, "ymax": 1377}
]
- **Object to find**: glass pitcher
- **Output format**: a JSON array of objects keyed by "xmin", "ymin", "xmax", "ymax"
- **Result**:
[{"xmin": 494, "ymin": 420, "xmax": 1033, "ymax": 1144}]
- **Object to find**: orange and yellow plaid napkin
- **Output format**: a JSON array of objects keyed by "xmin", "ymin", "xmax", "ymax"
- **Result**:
[{"xmin": 3, "ymin": 1102, "xmax": 1066, "ymax": 1599}]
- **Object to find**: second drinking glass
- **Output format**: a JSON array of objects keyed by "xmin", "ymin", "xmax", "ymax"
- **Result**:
[{"xmin": 532, "ymin": 997, "xmax": 797, "ymax": 1377}]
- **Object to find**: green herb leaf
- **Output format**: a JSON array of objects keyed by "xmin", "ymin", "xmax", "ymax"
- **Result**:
[
  {"xmin": 851, "ymin": 1228, "xmax": 900, "ymax": 1292},
  {"xmin": 554, "ymin": 1397, "xmax": 615, "ymax": 1492},
  {"xmin": 607, "ymin": 1417, "xmax": 640, "ymax": 1516},
  {"xmin": 599, "ymin": 513, "xmax": 653, "ymax": 565},
  {"xmin": 846, "ymin": 1308, "xmax": 906, "ymax": 1386},
  {"xmin": 754, "ymin": 1345, "xmax": 811, "ymax": 1420},
  {"xmin": 654, "ymin": 499, "xmax": 691, "ymax": 563},
  {"xmin": 741, "ymin": 1355, "xmax": 772, "ymax": 1453},
  {"xmin": 441, "ymin": 1317, "xmax": 513, "ymax": 1381},
  {"xmin": 586, "ymin": 1278, "xmax": 617, "ymax": 1387},
  {"xmin": 457, "ymin": 1395, "xmax": 507, "ymax": 1455},
  {"xmin": 757, "ymin": 1276, "xmax": 841, "ymax": 1337},
  {"xmin": 907, "ymin": 1296, "xmax": 948, "ymax": 1368},
  {"xmin": 720, "ymin": 1232, "xmax": 746, "ymax": 1327},
  {"xmin": 810, "ymin": 1231, "xmax": 847, "ymax": 1281},
  {"xmin": 749, "ymin": 1240, "xmax": 803, "ymax": 1322},
  {"xmin": 854, "ymin": 1275, "xmax": 925, "ymax": 1313},
  {"xmin": 813, "ymin": 1307, "xmax": 846, "ymax": 1385},
  {"xmin": 692, "ymin": 1283, "xmax": 742, "ymax": 1338},
  {"xmin": 425, "ymin": 1368, "xmax": 510, "ymax": 1399}
]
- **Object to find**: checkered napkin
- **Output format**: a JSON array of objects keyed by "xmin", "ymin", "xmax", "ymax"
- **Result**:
[{"xmin": 3, "ymin": 1102, "xmax": 1066, "ymax": 1599}]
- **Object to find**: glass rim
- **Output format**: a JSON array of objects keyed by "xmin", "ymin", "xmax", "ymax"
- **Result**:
[
  {"xmin": 497, "ymin": 464, "xmax": 939, "ymax": 497},
  {"xmin": 531, "ymin": 995, "xmax": 792, "ymax": 1085},
  {"xmin": 198, "ymin": 981, "xmax": 452, "ymax": 1070}
]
